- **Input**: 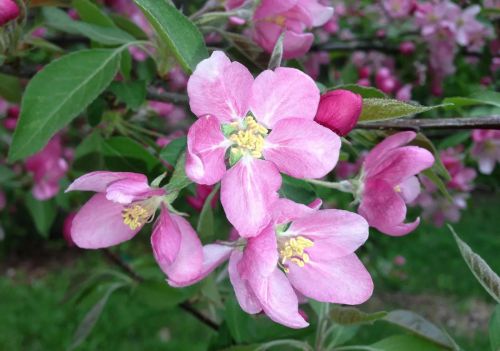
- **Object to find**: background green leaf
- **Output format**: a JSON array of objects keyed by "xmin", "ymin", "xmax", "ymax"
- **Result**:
[
  {"xmin": 490, "ymin": 305, "xmax": 500, "ymax": 351},
  {"xmin": 359, "ymin": 98, "xmax": 445, "ymax": 122},
  {"xmin": 25, "ymin": 195, "xmax": 57, "ymax": 238}
]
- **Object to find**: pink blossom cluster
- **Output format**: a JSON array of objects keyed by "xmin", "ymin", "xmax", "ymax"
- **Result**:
[
  {"xmin": 471, "ymin": 130, "xmax": 500, "ymax": 175},
  {"xmin": 65, "ymin": 52, "xmax": 437, "ymax": 327}
]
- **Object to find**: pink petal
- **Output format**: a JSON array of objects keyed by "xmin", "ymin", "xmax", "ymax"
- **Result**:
[
  {"xmin": 105, "ymin": 178, "xmax": 163, "ymax": 204},
  {"xmin": 249, "ymin": 267, "xmax": 309, "ymax": 328},
  {"xmin": 272, "ymin": 198, "xmax": 316, "ymax": 224},
  {"xmin": 287, "ymin": 253, "xmax": 373, "ymax": 305},
  {"xmin": 187, "ymin": 51, "xmax": 253, "ymax": 122},
  {"xmin": 254, "ymin": 0, "xmax": 297, "ymax": 20},
  {"xmin": 186, "ymin": 115, "xmax": 230, "ymax": 185},
  {"xmin": 296, "ymin": 0, "xmax": 334, "ymax": 26},
  {"xmin": 66, "ymin": 171, "xmax": 147, "ymax": 193},
  {"xmin": 71, "ymin": 193, "xmax": 141, "ymax": 249},
  {"xmin": 250, "ymin": 68, "xmax": 319, "ymax": 129},
  {"xmin": 221, "ymin": 157, "xmax": 281, "ymax": 237},
  {"xmin": 398, "ymin": 176, "xmax": 420, "ymax": 203},
  {"xmin": 281, "ymin": 30, "xmax": 315, "ymax": 59},
  {"xmin": 229, "ymin": 251, "xmax": 263, "ymax": 314},
  {"xmin": 286, "ymin": 209, "xmax": 369, "ymax": 258},
  {"xmin": 364, "ymin": 131, "xmax": 416, "ymax": 174},
  {"xmin": 239, "ymin": 224, "xmax": 279, "ymax": 279},
  {"xmin": 151, "ymin": 210, "xmax": 203, "ymax": 285},
  {"xmin": 358, "ymin": 179, "xmax": 419, "ymax": 236},
  {"xmin": 264, "ymin": 118, "xmax": 340, "ymax": 178}
]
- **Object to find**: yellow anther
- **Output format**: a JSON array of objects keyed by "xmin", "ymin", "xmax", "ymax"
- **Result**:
[
  {"xmin": 122, "ymin": 204, "xmax": 151, "ymax": 230},
  {"xmin": 394, "ymin": 185, "xmax": 401, "ymax": 193},
  {"xmin": 279, "ymin": 236, "xmax": 314, "ymax": 271},
  {"xmin": 273, "ymin": 15, "xmax": 286, "ymax": 26},
  {"xmin": 228, "ymin": 115, "xmax": 268, "ymax": 159}
]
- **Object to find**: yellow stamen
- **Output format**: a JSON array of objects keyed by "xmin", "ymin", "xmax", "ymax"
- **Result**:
[
  {"xmin": 122, "ymin": 204, "xmax": 151, "ymax": 230},
  {"xmin": 229, "ymin": 115, "xmax": 268, "ymax": 159},
  {"xmin": 394, "ymin": 185, "xmax": 401, "ymax": 193},
  {"xmin": 279, "ymin": 236, "xmax": 314, "ymax": 271}
]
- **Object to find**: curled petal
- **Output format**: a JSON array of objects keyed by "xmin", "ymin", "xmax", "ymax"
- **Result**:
[
  {"xmin": 250, "ymin": 68, "xmax": 319, "ymax": 128},
  {"xmin": 71, "ymin": 193, "xmax": 141, "ymax": 249},
  {"xmin": 106, "ymin": 178, "xmax": 164, "ymax": 204},
  {"xmin": 221, "ymin": 157, "xmax": 281, "ymax": 237},
  {"xmin": 186, "ymin": 115, "xmax": 230, "ymax": 185},
  {"xmin": 229, "ymin": 251, "xmax": 262, "ymax": 314},
  {"xmin": 239, "ymin": 224, "xmax": 279, "ymax": 279},
  {"xmin": 66, "ymin": 171, "xmax": 147, "ymax": 193},
  {"xmin": 264, "ymin": 118, "xmax": 340, "ymax": 178}
]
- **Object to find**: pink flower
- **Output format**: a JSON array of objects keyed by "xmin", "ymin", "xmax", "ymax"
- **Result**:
[
  {"xmin": 186, "ymin": 184, "xmax": 218, "ymax": 211},
  {"xmin": 393, "ymin": 255, "xmax": 406, "ymax": 266},
  {"xmin": 3, "ymin": 105, "xmax": 19, "ymax": 130},
  {"xmin": 170, "ymin": 199, "xmax": 373, "ymax": 328},
  {"xmin": 66, "ymin": 171, "xmax": 204, "ymax": 285},
  {"xmin": 186, "ymin": 51, "xmax": 340, "ymax": 237},
  {"xmin": 471, "ymin": 130, "xmax": 500, "ymax": 174},
  {"xmin": 252, "ymin": 0, "xmax": 334, "ymax": 59},
  {"xmin": 441, "ymin": 147, "xmax": 476, "ymax": 192},
  {"xmin": 25, "ymin": 135, "xmax": 69, "ymax": 200},
  {"xmin": 314, "ymin": 89, "xmax": 362, "ymax": 136},
  {"xmin": 399, "ymin": 41, "xmax": 416, "ymax": 55},
  {"xmin": 382, "ymin": 0, "xmax": 414, "ymax": 19},
  {"xmin": 396, "ymin": 84, "xmax": 412, "ymax": 101},
  {"xmin": 358, "ymin": 132, "xmax": 434, "ymax": 236},
  {"xmin": 0, "ymin": 0, "xmax": 19, "ymax": 26}
]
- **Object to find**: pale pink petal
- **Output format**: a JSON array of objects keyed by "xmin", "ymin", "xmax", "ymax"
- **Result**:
[
  {"xmin": 249, "ymin": 268, "xmax": 309, "ymax": 328},
  {"xmin": 239, "ymin": 224, "xmax": 279, "ymax": 279},
  {"xmin": 152, "ymin": 210, "xmax": 203, "ymax": 285},
  {"xmin": 252, "ymin": 21, "xmax": 282, "ymax": 54},
  {"xmin": 272, "ymin": 198, "xmax": 316, "ymax": 224},
  {"xmin": 187, "ymin": 51, "xmax": 253, "ymax": 122},
  {"xmin": 66, "ymin": 171, "xmax": 147, "ymax": 193},
  {"xmin": 358, "ymin": 179, "xmax": 419, "ymax": 236},
  {"xmin": 229, "ymin": 251, "xmax": 263, "ymax": 314},
  {"xmin": 281, "ymin": 30, "xmax": 315, "ymax": 59},
  {"xmin": 253, "ymin": 0, "xmax": 297, "ymax": 20},
  {"xmin": 296, "ymin": 0, "xmax": 334, "ymax": 26},
  {"xmin": 264, "ymin": 118, "xmax": 340, "ymax": 178},
  {"xmin": 286, "ymin": 209, "xmax": 369, "ymax": 258},
  {"xmin": 186, "ymin": 115, "xmax": 230, "ymax": 185},
  {"xmin": 364, "ymin": 131, "xmax": 416, "ymax": 174},
  {"xmin": 478, "ymin": 156, "xmax": 495, "ymax": 174},
  {"xmin": 287, "ymin": 253, "xmax": 373, "ymax": 305},
  {"xmin": 71, "ymin": 193, "xmax": 141, "ymax": 249},
  {"xmin": 250, "ymin": 68, "xmax": 320, "ymax": 128},
  {"xmin": 398, "ymin": 176, "xmax": 420, "ymax": 203},
  {"xmin": 105, "ymin": 178, "xmax": 163, "ymax": 204},
  {"xmin": 221, "ymin": 157, "xmax": 281, "ymax": 237}
]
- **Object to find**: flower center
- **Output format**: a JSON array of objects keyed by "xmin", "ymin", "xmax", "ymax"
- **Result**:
[
  {"xmin": 121, "ymin": 197, "xmax": 161, "ymax": 230},
  {"xmin": 278, "ymin": 236, "xmax": 314, "ymax": 273},
  {"xmin": 227, "ymin": 116, "xmax": 268, "ymax": 163}
]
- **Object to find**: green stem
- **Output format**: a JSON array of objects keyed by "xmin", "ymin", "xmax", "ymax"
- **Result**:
[{"xmin": 305, "ymin": 179, "xmax": 354, "ymax": 193}]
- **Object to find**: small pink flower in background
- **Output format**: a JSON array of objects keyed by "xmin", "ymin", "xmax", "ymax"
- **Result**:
[
  {"xmin": 393, "ymin": 255, "xmax": 406, "ymax": 266},
  {"xmin": 471, "ymin": 130, "xmax": 500, "ymax": 174},
  {"xmin": 186, "ymin": 184, "xmax": 218, "ymax": 212},
  {"xmin": 25, "ymin": 135, "xmax": 69, "ymax": 200},
  {"xmin": 2, "ymin": 105, "xmax": 19, "ymax": 130},
  {"xmin": 167, "ymin": 66, "xmax": 189, "ymax": 91},
  {"xmin": 441, "ymin": 147, "xmax": 476, "ymax": 192},
  {"xmin": 170, "ymin": 199, "xmax": 373, "ymax": 328},
  {"xmin": 186, "ymin": 51, "xmax": 340, "ymax": 237},
  {"xmin": 0, "ymin": 190, "xmax": 6, "ymax": 211},
  {"xmin": 382, "ymin": 0, "xmax": 414, "ymax": 19},
  {"xmin": 303, "ymin": 52, "xmax": 330, "ymax": 80},
  {"xmin": 314, "ymin": 89, "xmax": 362, "ymax": 136},
  {"xmin": 399, "ymin": 41, "xmax": 416, "ymax": 55},
  {"xmin": 31, "ymin": 27, "xmax": 47, "ymax": 38},
  {"xmin": 416, "ymin": 192, "xmax": 468, "ymax": 227},
  {"xmin": 66, "ymin": 171, "xmax": 204, "ymax": 286},
  {"xmin": 396, "ymin": 84, "xmax": 412, "ymax": 101},
  {"xmin": 63, "ymin": 212, "xmax": 76, "ymax": 247},
  {"xmin": 358, "ymin": 131, "xmax": 435, "ymax": 236},
  {"xmin": 335, "ymin": 155, "xmax": 365, "ymax": 180},
  {"xmin": 0, "ymin": 0, "xmax": 19, "ymax": 26},
  {"xmin": 251, "ymin": 0, "xmax": 334, "ymax": 59}
]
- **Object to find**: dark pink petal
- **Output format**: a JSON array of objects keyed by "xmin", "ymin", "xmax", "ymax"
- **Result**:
[
  {"xmin": 281, "ymin": 31, "xmax": 315, "ymax": 60},
  {"xmin": 249, "ymin": 267, "xmax": 309, "ymax": 328},
  {"xmin": 363, "ymin": 131, "xmax": 416, "ymax": 175},
  {"xmin": 287, "ymin": 209, "xmax": 369, "ymax": 258},
  {"xmin": 187, "ymin": 51, "xmax": 253, "ymax": 122},
  {"xmin": 239, "ymin": 224, "xmax": 279, "ymax": 279},
  {"xmin": 250, "ymin": 68, "xmax": 319, "ymax": 128},
  {"xmin": 229, "ymin": 251, "xmax": 263, "ymax": 314},
  {"xmin": 186, "ymin": 115, "xmax": 230, "ymax": 185},
  {"xmin": 358, "ymin": 179, "xmax": 419, "ymax": 236},
  {"xmin": 221, "ymin": 158, "xmax": 281, "ymax": 237},
  {"xmin": 287, "ymin": 253, "xmax": 373, "ymax": 304},
  {"xmin": 253, "ymin": 0, "xmax": 297, "ymax": 20},
  {"xmin": 71, "ymin": 193, "xmax": 141, "ymax": 249},
  {"xmin": 105, "ymin": 178, "xmax": 163, "ymax": 204},
  {"xmin": 264, "ymin": 118, "xmax": 340, "ymax": 178},
  {"xmin": 152, "ymin": 210, "xmax": 203, "ymax": 285},
  {"xmin": 295, "ymin": 0, "xmax": 334, "ymax": 26},
  {"xmin": 66, "ymin": 171, "xmax": 147, "ymax": 193}
]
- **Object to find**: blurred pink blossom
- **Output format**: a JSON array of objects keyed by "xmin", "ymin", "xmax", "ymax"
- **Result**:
[
  {"xmin": 0, "ymin": 0, "xmax": 19, "ymax": 26},
  {"xmin": 471, "ymin": 130, "xmax": 500, "ymax": 174}
]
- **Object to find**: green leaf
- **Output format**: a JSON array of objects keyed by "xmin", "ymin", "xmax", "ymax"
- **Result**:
[
  {"xmin": 490, "ymin": 305, "xmax": 500, "ymax": 351},
  {"xmin": 444, "ymin": 91, "xmax": 500, "ymax": 108},
  {"xmin": 330, "ymin": 306, "xmax": 387, "ymax": 326},
  {"xmin": 437, "ymin": 132, "xmax": 471, "ymax": 150},
  {"xmin": 159, "ymin": 136, "xmax": 187, "ymax": 165},
  {"xmin": 359, "ymin": 98, "xmax": 445, "ymax": 122},
  {"xmin": 9, "ymin": 49, "xmax": 121, "ymax": 161},
  {"xmin": 43, "ymin": 7, "xmax": 135, "ymax": 45},
  {"xmin": 69, "ymin": 283, "xmax": 125, "ymax": 351},
  {"xmin": 197, "ymin": 185, "xmax": 219, "ymax": 241},
  {"xmin": 421, "ymin": 169, "xmax": 453, "ymax": 203},
  {"xmin": 108, "ymin": 80, "xmax": 146, "ymax": 109},
  {"xmin": 132, "ymin": 281, "xmax": 194, "ymax": 309},
  {"xmin": 0, "ymin": 165, "xmax": 16, "ymax": 184},
  {"xmin": 449, "ymin": 225, "xmax": 500, "ymax": 303},
  {"xmin": 165, "ymin": 152, "xmax": 192, "ymax": 193},
  {"xmin": 280, "ymin": 175, "xmax": 316, "ymax": 204},
  {"xmin": 371, "ymin": 335, "xmax": 449, "ymax": 351},
  {"xmin": 72, "ymin": 0, "xmax": 115, "ymax": 27},
  {"xmin": 0, "ymin": 72, "xmax": 22, "ymax": 103},
  {"xmin": 110, "ymin": 14, "xmax": 149, "ymax": 40},
  {"xmin": 25, "ymin": 195, "xmax": 57, "ymax": 238},
  {"xmin": 268, "ymin": 32, "xmax": 284, "ymax": 70},
  {"xmin": 133, "ymin": 0, "xmax": 208, "ymax": 73},
  {"xmin": 383, "ymin": 310, "xmax": 454, "ymax": 349},
  {"xmin": 103, "ymin": 136, "xmax": 162, "ymax": 174},
  {"xmin": 333, "ymin": 84, "xmax": 387, "ymax": 98}
]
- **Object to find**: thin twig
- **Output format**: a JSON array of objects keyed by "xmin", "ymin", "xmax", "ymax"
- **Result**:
[
  {"xmin": 146, "ymin": 88, "xmax": 188, "ymax": 103},
  {"xmin": 356, "ymin": 116, "xmax": 500, "ymax": 130},
  {"xmin": 102, "ymin": 249, "xmax": 219, "ymax": 331}
]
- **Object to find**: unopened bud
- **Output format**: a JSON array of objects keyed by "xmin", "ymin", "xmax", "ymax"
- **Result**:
[
  {"xmin": 314, "ymin": 89, "xmax": 362, "ymax": 136},
  {"xmin": 0, "ymin": 0, "xmax": 20, "ymax": 26}
]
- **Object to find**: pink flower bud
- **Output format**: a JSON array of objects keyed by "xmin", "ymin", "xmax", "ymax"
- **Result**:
[
  {"xmin": 0, "ymin": 0, "xmax": 19, "ymax": 26},
  {"xmin": 399, "ymin": 41, "xmax": 416, "ymax": 55},
  {"xmin": 393, "ymin": 255, "xmax": 406, "ymax": 266},
  {"xmin": 357, "ymin": 78, "xmax": 371, "ymax": 86},
  {"xmin": 377, "ymin": 77, "xmax": 396, "ymax": 94},
  {"xmin": 358, "ymin": 67, "xmax": 371, "ymax": 79},
  {"xmin": 314, "ymin": 90, "xmax": 362, "ymax": 136}
]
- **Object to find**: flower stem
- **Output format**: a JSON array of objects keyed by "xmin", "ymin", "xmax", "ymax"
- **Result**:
[{"xmin": 305, "ymin": 179, "xmax": 354, "ymax": 193}]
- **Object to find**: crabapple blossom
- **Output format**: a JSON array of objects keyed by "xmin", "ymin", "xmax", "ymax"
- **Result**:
[
  {"xmin": 471, "ymin": 130, "xmax": 500, "ymax": 174},
  {"xmin": 314, "ymin": 89, "xmax": 362, "ymax": 136}
]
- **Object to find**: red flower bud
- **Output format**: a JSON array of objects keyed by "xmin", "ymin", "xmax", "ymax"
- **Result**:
[
  {"xmin": 314, "ymin": 89, "xmax": 362, "ymax": 136},
  {"xmin": 0, "ymin": 0, "xmax": 20, "ymax": 26}
]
